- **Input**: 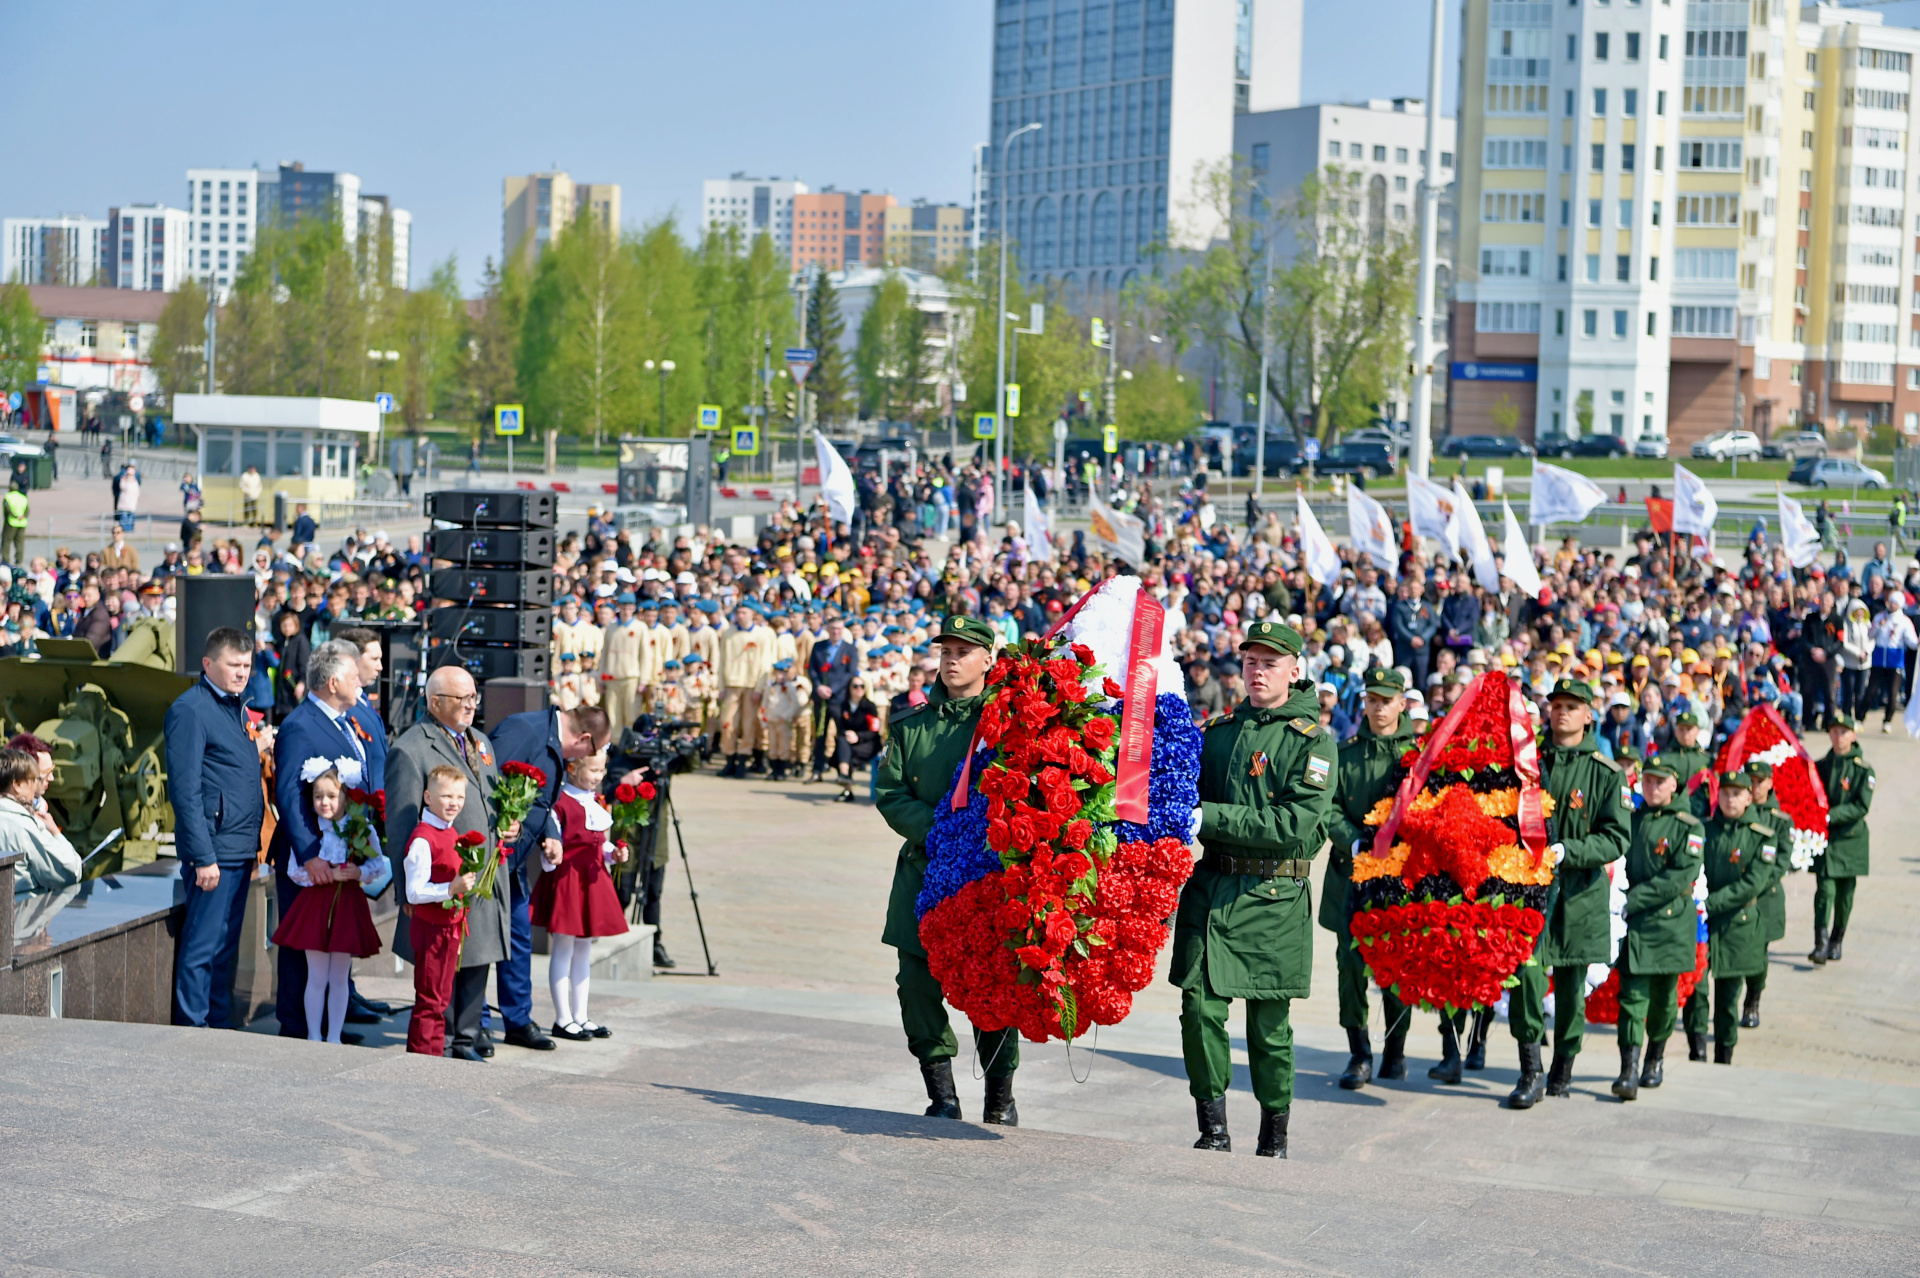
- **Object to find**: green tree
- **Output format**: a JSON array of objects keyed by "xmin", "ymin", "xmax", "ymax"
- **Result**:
[
  {"xmin": 854, "ymin": 271, "xmax": 932, "ymax": 423},
  {"xmin": 150, "ymin": 278, "xmax": 209, "ymax": 400},
  {"xmin": 694, "ymin": 228, "xmax": 795, "ymax": 435},
  {"xmin": 522, "ymin": 213, "xmax": 643, "ymax": 448},
  {"xmin": 220, "ymin": 218, "xmax": 379, "ymax": 398},
  {"xmin": 458, "ymin": 254, "xmax": 527, "ymax": 439},
  {"xmin": 625, "ymin": 218, "xmax": 701, "ymax": 436},
  {"xmin": 1116, "ymin": 358, "xmax": 1202, "ymax": 442},
  {"xmin": 0, "ymin": 283, "xmax": 43, "ymax": 398},
  {"xmin": 804, "ymin": 269, "xmax": 851, "ymax": 427},
  {"xmin": 945, "ymin": 242, "xmax": 1099, "ymax": 457},
  {"xmin": 388, "ymin": 258, "xmax": 464, "ymax": 435}
]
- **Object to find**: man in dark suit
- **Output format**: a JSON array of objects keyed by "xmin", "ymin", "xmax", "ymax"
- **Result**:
[
  {"xmin": 166, "ymin": 627, "xmax": 268, "ymax": 1028},
  {"xmin": 807, "ymin": 614, "xmax": 859, "ymax": 782},
  {"xmin": 490, "ymin": 703, "xmax": 612, "ymax": 1044},
  {"xmin": 270, "ymin": 643, "xmax": 373, "ymax": 1039},
  {"xmin": 1387, "ymin": 579, "xmax": 1440, "ymax": 692}
]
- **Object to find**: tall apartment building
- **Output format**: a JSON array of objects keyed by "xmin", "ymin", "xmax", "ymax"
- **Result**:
[
  {"xmin": 503, "ymin": 171, "xmax": 622, "ymax": 264},
  {"xmin": 185, "ymin": 163, "xmax": 411, "ymax": 294},
  {"xmin": 701, "ymin": 175, "xmax": 806, "ymax": 256},
  {"xmin": 4, "ymin": 215, "xmax": 107, "ymax": 286},
  {"xmin": 792, "ymin": 191, "xmax": 898, "ymax": 271},
  {"xmin": 105, "ymin": 204, "xmax": 192, "ymax": 292},
  {"xmin": 183, "ymin": 167, "xmax": 264, "ymax": 292},
  {"xmin": 357, "ymin": 194, "xmax": 412, "ymax": 289},
  {"xmin": 883, "ymin": 201, "xmax": 974, "ymax": 269},
  {"xmin": 985, "ymin": 0, "xmax": 1303, "ymax": 299},
  {"xmin": 1456, "ymin": 0, "xmax": 1920, "ymax": 450}
]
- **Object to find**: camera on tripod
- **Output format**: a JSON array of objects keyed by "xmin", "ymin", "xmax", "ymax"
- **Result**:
[{"xmin": 618, "ymin": 714, "xmax": 706, "ymax": 775}]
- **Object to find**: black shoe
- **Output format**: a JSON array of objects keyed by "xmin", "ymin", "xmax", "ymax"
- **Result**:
[
  {"xmin": 749, "ymin": 750, "xmax": 768, "ymax": 774},
  {"xmin": 1428, "ymin": 1019, "xmax": 1464, "ymax": 1085},
  {"xmin": 921, "ymin": 1059, "xmax": 962, "ymax": 1120},
  {"xmin": 1338, "ymin": 1027, "xmax": 1373, "ymax": 1090},
  {"xmin": 836, "ymin": 791, "xmax": 855, "ymax": 803},
  {"xmin": 1827, "ymin": 926, "xmax": 1845, "ymax": 962},
  {"xmin": 1739, "ymin": 989, "xmax": 1761, "ymax": 1030},
  {"xmin": 550, "ymin": 1021, "xmax": 593, "ymax": 1042},
  {"xmin": 1809, "ymin": 925, "xmax": 1830, "ymax": 965},
  {"xmin": 1507, "ymin": 1043, "xmax": 1545, "ymax": 1109},
  {"xmin": 504, "ymin": 1022, "xmax": 556, "ymax": 1051},
  {"xmin": 348, "ymin": 990, "xmax": 392, "ymax": 1017},
  {"xmin": 475, "ymin": 1037, "xmax": 495, "ymax": 1058},
  {"xmin": 652, "ymin": 939, "xmax": 676, "ymax": 968},
  {"xmin": 1687, "ymin": 1031, "xmax": 1709, "ymax": 1062},
  {"xmin": 770, "ymin": 760, "xmax": 787, "ymax": 782},
  {"xmin": 343, "ymin": 1007, "xmax": 382, "ymax": 1024},
  {"xmin": 1464, "ymin": 1008, "xmax": 1493, "ymax": 1070},
  {"xmin": 1255, "ymin": 1107, "xmax": 1289, "ymax": 1159},
  {"xmin": 1193, "ymin": 1096, "xmax": 1231, "ymax": 1152},
  {"xmin": 1544, "ymin": 1048, "xmax": 1575, "ymax": 1097},
  {"xmin": 1713, "ymin": 1042, "xmax": 1734, "ymax": 1065},
  {"xmin": 1640, "ymin": 1038, "xmax": 1667, "ymax": 1089},
  {"xmin": 1377, "ymin": 1032, "xmax": 1408, "ymax": 1081},
  {"xmin": 583, "ymin": 1021, "xmax": 611, "ymax": 1039},
  {"xmin": 1611, "ymin": 1044, "xmax": 1641, "ymax": 1102},
  {"xmin": 982, "ymin": 1074, "xmax": 1018, "ymax": 1126},
  {"xmin": 448, "ymin": 1044, "xmax": 488, "ymax": 1062},
  {"xmin": 339, "ymin": 1030, "xmax": 364, "ymax": 1046}
]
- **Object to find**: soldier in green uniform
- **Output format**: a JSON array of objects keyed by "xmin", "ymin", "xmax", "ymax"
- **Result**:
[
  {"xmin": 875, "ymin": 614, "xmax": 1022, "ymax": 1124},
  {"xmin": 1610, "ymin": 758, "xmax": 1704, "ymax": 1101},
  {"xmin": 1662, "ymin": 711, "xmax": 1718, "ymax": 1057},
  {"xmin": 1809, "ymin": 713, "xmax": 1874, "ymax": 965},
  {"xmin": 1172, "ymin": 619, "xmax": 1337, "ymax": 1158},
  {"xmin": 1321, "ymin": 666, "xmax": 1417, "ymax": 1090},
  {"xmin": 1740, "ymin": 761, "xmax": 1787, "ymax": 1028},
  {"xmin": 1508, "ymin": 678, "xmax": 1632, "ymax": 1108},
  {"xmin": 1702, "ymin": 769, "xmax": 1776, "ymax": 1064}
]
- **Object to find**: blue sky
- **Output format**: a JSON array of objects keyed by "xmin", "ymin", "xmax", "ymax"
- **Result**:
[{"xmin": 7, "ymin": 1, "xmax": 1917, "ymax": 293}]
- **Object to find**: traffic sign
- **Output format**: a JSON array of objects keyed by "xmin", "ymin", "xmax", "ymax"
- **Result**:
[
  {"xmin": 1303, "ymin": 437, "xmax": 1321, "ymax": 462},
  {"xmin": 128, "ymin": 394, "xmax": 145, "ymax": 413},
  {"xmin": 697, "ymin": 404, "xmax": 723, "ymax": 431},
  {"xmin": 7, "ymin": 392, "xmax": 19, "ymax": 410},
  {"xmin": 375, "ymin": 391, "xmax": 395, "ymax": 414},
  {"xmin": 732, "ymin": 425, "xmax": 760, "ymax": 456},
  {"xmin": 494, "ymin": 403, "xmax": 523, "ymax": 436},
  {"xmin": 1102, "ymin": 425, "xmax": 1118, "ymax": 453},
  {"xmin": 784, "ymin": 347, "xmax": 816, "ymax": 385},
  {"xmin": 1005, "ymin": 382, "xmax": 1022, "ymax": 418},
  {"xmin": 973, "ymin": 413, "xmax": 997, "ymax": 440},
  {"xmin": 1090, "ymin": 317, "xmax": 1109, "ymax": 348}
]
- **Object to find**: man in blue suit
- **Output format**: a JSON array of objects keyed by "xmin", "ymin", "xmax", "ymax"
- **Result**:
[
  {"xmin": 489, "ymin": 702, "xmax": 612, "ymax": 1049},
  {"xmin": 330, "ymin": 629, "xmax": 393, "ymax": 1023},
  {"xmin": 271, "ymin": 643, "xmax": 372, "ymax": 1039},
  {"xmin": 166, "ymin": 627, "xmax": 268, "ymax": 1028}
]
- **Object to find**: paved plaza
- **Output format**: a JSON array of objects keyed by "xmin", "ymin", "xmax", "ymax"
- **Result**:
[{"xmin": 1, "ymin": 729, "xmax": 1916, "ymax": 1274}]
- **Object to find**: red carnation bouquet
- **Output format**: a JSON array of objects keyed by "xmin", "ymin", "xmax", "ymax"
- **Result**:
[{"xmin": 493, "ymin": 761, "xmax": 547, "ymax": 832}]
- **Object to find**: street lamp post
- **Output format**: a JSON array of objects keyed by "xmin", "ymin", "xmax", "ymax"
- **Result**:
[
  {"xmin": 995, "ymin": 120, "xmax": 1043, "ymax": 521},
  {"xmin": 644, "ymin": 358, "xmax": 677, "ymax": 435},
  {"xmin": 1410, "ymin": 0, "xmax": 1447, "ymax": 481},
  {"xmin": 367, "ymin": 347, "xmax": 398, "ymax": 478}
]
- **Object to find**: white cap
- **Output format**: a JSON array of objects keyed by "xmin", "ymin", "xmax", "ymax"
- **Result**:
[
  {"xmin": 676, "ymin": 571, "xmax": 697, "ymax": 585},
  {"xmin": 614, "ymin": 567, "xmax": 636, "ymax": 584}
]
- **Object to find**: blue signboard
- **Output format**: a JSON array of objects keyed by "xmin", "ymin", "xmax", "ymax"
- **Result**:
[{"xmin": 1449, "ymin": 361, "xmax": 1537, "ymax": 383}]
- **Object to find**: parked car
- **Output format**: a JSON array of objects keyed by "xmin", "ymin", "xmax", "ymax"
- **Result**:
[
  {"xmin": 1762, "ymin": 430, "xmax": 1828, "ymax": 460},
  {"xmin": 1538, "ymin": 432, "xmax": 1629, "ymax": 459},
  {"xmin": 1439, "ymin": 434, "xmax": 1534, "ymax": 459},
  {"xmin": 1790, "ymin": 457, "xmax": 1887, "ymax": 490},
  {"xmin": 1231, "ymin": 433, "xmax": 1303, "ymax": 478},
  {"xmin": 1632, "ymin": 434, "xmax": 1669, "ymax": 459},
  {"xmin": 0, "ymin": 434, "xmax": 45, "ymax": 458},
  {"xmin": 1691, "ymin": 429, "xmax": 1762, "ymax": 461},
  {"xmin": 1313, "ymin": 441, "xmax": 1398, "ymax": 479},
  {"xmin": 1344, "ymin": 427, "xmax": 1409, "ymax": 455}
]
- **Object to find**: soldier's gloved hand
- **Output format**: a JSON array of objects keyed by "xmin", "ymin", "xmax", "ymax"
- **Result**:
[
  {"xmin": 1551, "ymin": 842, "xmax": 1567, "ymax": 866},
  {"xmin": 1188, "ymin": 806, "xmax": 1204, "ymax": 844}
]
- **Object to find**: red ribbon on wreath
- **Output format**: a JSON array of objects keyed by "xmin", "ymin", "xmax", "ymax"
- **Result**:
[{"xmin": 1112, "ymin": 593, "xmax": 1164, "ymax": 824}]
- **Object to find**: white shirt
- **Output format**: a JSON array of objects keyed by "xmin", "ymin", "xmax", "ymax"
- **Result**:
[
  {"xmin": 311, "ymin": 694, "xmax": 367, "ymax": 768},
  {"xmin": 404, "ymin": 810, "xmax": 456, "ymax": 905},
  {"xmin": 288, "ymin": 816, "xmax": 382, "ymax": 887},
  {"xmin": 558, "ymin": 782, "xmax": 616, "ymax": 865}
]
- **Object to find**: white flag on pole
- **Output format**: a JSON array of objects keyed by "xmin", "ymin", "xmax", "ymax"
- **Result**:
[
  {"xmin": 1087, "ymin": 494, "xmax": 1146, "ymax": 566},
  {"xmin": 1777, "ymin": 489, "xmax": 1822, "ymax": 568},
  {"xmin": 1671, "ymin": 463, "xmax": 1719, "ymax": 536},
  {"xmin": 1406, "ymin": 472, "xmax": 1463, "ymax": 561},
  {"xmin": 1023, "ymin": 480, "xmax": 1052, "ymax": 558},
  {"xmin": 1501, "ymin": 499, "xmax": 1543, "ymax": 599},
  {"xmin": 1527, "ymin": 462, "xmax": 1609, "ymax": 526},
  {"xmin": 1345, "ymin": 484, "xmax": 1399, "ymax": 573},
  {"xmin": 1297, "ymin": 489, "xmax": 1342, "ymax": 584},
  {"xmin": 814, "ymin": 431, "xmax": 857, "ymax": 526},
  {"xmin": 1453, "ymin": 477, "xmax": 1501, "ymax": 593}
]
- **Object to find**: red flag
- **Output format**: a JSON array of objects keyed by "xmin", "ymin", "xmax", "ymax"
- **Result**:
[{"xmin": 1645, "ymin": 496, "xmax": 1674, "ymax": 534}]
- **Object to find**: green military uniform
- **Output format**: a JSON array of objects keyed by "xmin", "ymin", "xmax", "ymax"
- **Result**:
[
  {"xmin": 1663, "ymin": 715, "xmax": 1717, "ymax": 1045},
  {"xmin": 1514, "ymin": 688, "xmax": 1632, "ymax": 1055},
  {"xmin": 1702, "ymin": 773, "xmax": 1777, "ymax": 1060},
  {"xmin": 1614, "ymin": 772, "xmax": 1705, "ymax": 1051},
  {"xmin": 1321, "ymin": 668, "xmax": 1417, "ymax": 1086},
  {"xmin": 1811, "ymin": 719, "xmax": 1874, "ymax": 963},
  {"xmin": 1739, "ymin": 765, "xmax": 1788, "ymax": 1027},
  {"xmin": 1172, "ymin": 621, "xmax": 1337, "ymax": 1156},
  {"xmin": 874, "ymin": 616, "xmax": 1021, "ymax": 1115}
]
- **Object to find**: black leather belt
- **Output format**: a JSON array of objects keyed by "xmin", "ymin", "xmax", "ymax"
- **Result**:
[{"xmin": 1203, "ymin": 853, "xmax": 1313, "ymax": 879}]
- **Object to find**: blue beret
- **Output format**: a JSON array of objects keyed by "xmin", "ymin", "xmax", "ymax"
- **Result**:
[
  {"xmin": 662, "ymin": 659, "xmax": 680, "ymax": 669},
  {"xmin": 773, "ymin": 658, "xmax": 793, "ymax": 670},
  {"xmin": 697, "ymin": 600, "xmax": 719, "ymax": 613},
  {"xmin": 616, "ymin": 592, "xmax": 638, "ymax": 605}
]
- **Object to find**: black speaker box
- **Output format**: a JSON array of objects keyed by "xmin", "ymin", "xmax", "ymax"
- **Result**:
[
  {"xmin": 430, "ymin": 567, "xmax": 553, "ymax": 606},
  {"xmin": 174, "ymin": 575, "xmax": 258, "ymax": 674},
  {"xmin": 352, "ymin": 619, "xmax": 425, "ymax": 733},
  {"xmin": 427, "ymin": 605, "xmax": 552, "ymax": 646},
  {"xmin": 429, "ymin": 527, "xmax": 555, "ymax": 568},
  {"xmin": 426, "ymin": 489, "xmax": 556, "ymax": 528},
  {"xmin": 427, "ymin": 643, "xmax": 550, "ymax": 684},
  {"xmin": 480, "ymin": 677, "xmax": 549, "ymax": 730}
]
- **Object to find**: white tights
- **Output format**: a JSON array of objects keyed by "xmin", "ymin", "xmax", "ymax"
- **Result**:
[
  {"xmin": 303, "ymin": 951, "xmax": 353, "ymax": 1043},
  {"xmin": 548, "ymin": 934, "xmax": 594, "ymax": 1028}
]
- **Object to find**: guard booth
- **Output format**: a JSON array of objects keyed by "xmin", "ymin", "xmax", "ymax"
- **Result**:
[
  {"xmin": 172, "ymin": 394, "xmax": 379, "ymax": 524},
  {"xmin": 21, "ymin": 386, "xmax": 77, "ymax": 433},
  {"xmin": 617, "ymin": 436, "xmax": 710, "ymax": 527}
]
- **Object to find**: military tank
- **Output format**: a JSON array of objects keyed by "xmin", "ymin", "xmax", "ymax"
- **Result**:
[{"xmin": 0, "ymin": 637, "xmax": 194, "ymax": 876}]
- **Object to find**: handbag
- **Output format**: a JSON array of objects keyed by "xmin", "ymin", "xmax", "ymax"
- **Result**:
[{"xmin": 360, "ymin": 853, "xmax": 394, "ymax": 900}]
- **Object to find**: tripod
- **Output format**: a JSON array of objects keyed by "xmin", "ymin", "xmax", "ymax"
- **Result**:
[{"xmin": 626, "ymin": 770, "xmax": 717, "ymax": 977}]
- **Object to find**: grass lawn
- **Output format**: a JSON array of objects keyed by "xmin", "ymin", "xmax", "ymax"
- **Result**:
[{"xmin": 1432, "ymin": 455, "xmax": 1799, "ymax": 482}]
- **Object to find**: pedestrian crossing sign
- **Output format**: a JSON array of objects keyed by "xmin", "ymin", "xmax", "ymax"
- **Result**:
[
  {"xmin": 973, "ymin": 413, "xmax": 997, "ymax": 440},
  {"xmin": 494, "ymin": 404, "xmax": 523, "ymax": 436},
  {"xmin": 698, "ymin": 404, "xmax": 723, "ymax": 431},
  {"xmin": 1103, "ymin": 425, "xmax": 1118, "ymax": 453},
  {"xmin": 733, "ymin": 425, "xmax": 760, "ymax": 455}
]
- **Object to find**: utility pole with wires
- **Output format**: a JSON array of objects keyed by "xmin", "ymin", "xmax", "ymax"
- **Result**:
[{"xmin": 1409, "ymin": 0, "xmax": 1447, "ymax": 481}]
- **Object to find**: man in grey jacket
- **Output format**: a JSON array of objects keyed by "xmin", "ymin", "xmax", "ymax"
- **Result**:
[{"xmin": 386, "ymin": 665, "xmax": 519, "ymax": 1061}]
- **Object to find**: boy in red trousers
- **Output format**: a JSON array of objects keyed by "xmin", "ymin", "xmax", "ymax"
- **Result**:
[{"xmin": 403, "ymin": 766, "xmax": 479, "ymax": 1056}]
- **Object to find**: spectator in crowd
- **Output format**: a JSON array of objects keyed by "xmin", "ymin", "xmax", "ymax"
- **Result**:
[{"xmin": 0, "ymin": 746, "xmax": 81, "ymax": 892}]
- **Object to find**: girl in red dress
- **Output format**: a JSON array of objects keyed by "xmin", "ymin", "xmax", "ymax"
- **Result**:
[
  {"xmin": 270, "ymin": 758, "xmax": 384, "ymax": 1043},
  {"xmin": 533, "ymin": 751, "xmax": 630, "ymax": 1041}
]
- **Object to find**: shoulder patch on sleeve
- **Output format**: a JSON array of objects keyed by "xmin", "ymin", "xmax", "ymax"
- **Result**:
[{"xmin": 1303, "ymin": 752, "xmax": 1333, "ymax": 789}]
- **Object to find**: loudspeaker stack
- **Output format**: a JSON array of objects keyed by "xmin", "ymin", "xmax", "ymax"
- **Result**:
[{"xmin": 425, "ymin": 489, "xmax": 556, "ymax": 726}]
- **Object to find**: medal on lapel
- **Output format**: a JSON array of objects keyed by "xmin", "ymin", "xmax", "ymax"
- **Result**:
[
  {"xmin": 1250, "ymin": 751, "xmax": 1268, "ymax": 778},
  {"xmin": 352, "ymin": 719, "xmax": 373, "ymax": 744},
  {"xmin": 1569, "ymin": 788, "xmax": 1585, "ymax": 810}
]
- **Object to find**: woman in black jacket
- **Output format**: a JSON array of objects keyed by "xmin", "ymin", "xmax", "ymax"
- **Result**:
[
  {"xmin": 269, "ymin": 608, "xmax": 310, "ymax": 723},
  {"xmin": 828, "ymin": 678, "xmax": 883, "ymax": 804}
]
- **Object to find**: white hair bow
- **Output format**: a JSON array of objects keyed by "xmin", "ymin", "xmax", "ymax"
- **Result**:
[{"xmin": 299, "ymin": 755, "xmax": 363, "ymax": 788}]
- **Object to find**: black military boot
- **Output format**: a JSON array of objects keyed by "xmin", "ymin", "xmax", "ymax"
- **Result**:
[
  {"xmin": 1827, "ymin": 925, "xmax": 1846, "ymax": 962},
  {"xmin": 1544, "ymin": 1047, "xmax": 1575, "ymax": 1097},
  {"xmin": 1739, "ymin": 986, "xmax": 1762, "ymax": 1029},
  {"xmin": 1464, "ymin": 1008, "xmax": 1493, "ymax": 1071},
  {"xmin": 719, "ymin": 754, "xmax": 743, "ymax": 778},
  {"xmin": 1255, "ymin": 1108, "xmax": 1289, "ymax": 1159},
  {"xmin": 1338, "ymin": 1028, "xmax": 1373, "ymax": 1090},
  {"xmin": 1610, "ymin": 1044, "xmax": 1642, "ymax": 1102},
  {"xmin": 1427, "ymin": 1019, "xmax": 1464, "ymax": 1085},
  {"xmin": 1686, "ymin": 1031, "xmax": 1709, "ymax": 1062},
  {"xmin": 1377, "ymin": 1030, "xmax": 1408, "ymax": 1080},
  {"xmin": 1193, "ymin": 1097, "xmax": 1231, "ymax": 1152},
  {"xmin": 1639, "ymin": 1038, "xmax": 1667, "ymax": 1089},
  {"xmin": 1808, "ymin": 925, "xmax": 1830, "ymax": 965},
  {"xmin": 748, "ymin": 749, "xmax": 768, "ymax": 775},
  {"xmin": 920, "ymin": 1060, "xmax": 961, "ymax": 1119},
  {"xmin": 981, "ymin": 1075, "xmax": 1018, "ymax": 1126},
  {"xmin": 1713, "ymin": 1042, "xmax": 1734, "ymax": 1065},
  {"xmin": 1507, "ymin": 1043, "xmax": 1546, "ymax": 1109},
  {"xmin": 769, "ymin": 759, "xmax": 787, "ymax": 782}
]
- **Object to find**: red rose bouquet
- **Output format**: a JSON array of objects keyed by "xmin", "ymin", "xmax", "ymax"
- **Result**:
[
  {"xmin": 493, "ymin": 761, "xmax": 547, "ymax": 831},
  {"xmin": 454, "ymin": 829, "xmax": 504, "ymax": 902},
  {"xmin": 338, "ymin": 788, "xmax": 385, "ymax": 864},
  {"xmin": 611, "ymin": 779, "xmax": 656, "ymax": 838}
]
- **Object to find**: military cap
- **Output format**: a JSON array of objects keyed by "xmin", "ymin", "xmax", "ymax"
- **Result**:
[
  {"xmin": 615, "ymin": 591, "xmax": 638, "ymax": 605},
  {"xmin": 1641, "ymin": 757, "xmax": 1682, "ymax": 781},
  {"xmin": 772, "ymin": 658, "xmax": 793, "ymax": 670},
  {"xmin": 1547, "ymin": 677, "xmax": 1594, "ymax": 705},
  {"xmin": 936, "ymin": 614, "xmax": 997, "ymax": 649},
  {"xmin": 683, "ymin": 654, "xmax": 705, "ymax": 665},
  {"xmin": 640, "ymin": 599, "xmax": 658, "ymax": 610},
  {"xmin": 1364, "ymin": 667, "xmax": 1408, "ymax": 695},
  {"xmin": 559, "ymin": 651, "xmax": 578, "ymax": 661},
  {"xmin": 662, "ymin": 659, "xmax": 680, "ymax": 669},
  {"xmin": 1830, "ymin": 711, "xmax": 1859, "ymax": 730},
  {"xmin": 1240, "ymin": 619, "xmax": 1304, "ymax": 656},
  {"xmin": 1674, "ymin": 710, "xmax": 1704, "ymax": 728},
  {"xmin": 1744, "ymin": 759, "xmax": 1773, "ymax": 781},
  {"xmin": 1720, "ymin": 768, "xmax": 1754, "ymax": 791},
  {"xmin": 696, "ymin": 599, "xmax": 719, "ymax": 613}
]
